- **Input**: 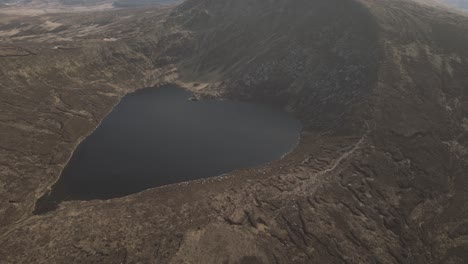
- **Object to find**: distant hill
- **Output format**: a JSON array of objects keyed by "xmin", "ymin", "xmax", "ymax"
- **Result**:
[
  {"xmin": 59, "ymin": 0, "xmax": 111, "ymax": 5},
  {"xmin": 0, "ymin": 0, "xmax": 14, "ymax": 7},
  {"xmin": 0, "ymin": 0, "xmax": 179, "ymax": 9},
  {"xmin": 440, "ymin": 0, "xmax": 468, "ymax": 9},
  {"xmin": 59, "ymin": 0, "xmax": 180, "ymax": 8},
  {"xmin": 113, "ymin": 0, "xmax": 179, "ymax": 8}
]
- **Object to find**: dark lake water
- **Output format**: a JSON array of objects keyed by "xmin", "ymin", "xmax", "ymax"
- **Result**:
[{"xmin": 35, "ymin": 85, "xmax": 301, "ymax": 213}]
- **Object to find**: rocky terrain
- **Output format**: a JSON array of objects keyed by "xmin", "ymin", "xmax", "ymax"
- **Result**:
[{"xmin": 0, "ymin": 0, "xmax": 467, "ymax": 263}]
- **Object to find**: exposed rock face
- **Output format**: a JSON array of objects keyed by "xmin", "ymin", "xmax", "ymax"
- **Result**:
[{"xmin": 0, "ymin": 0, "xmax": 467, "ymax": 263}]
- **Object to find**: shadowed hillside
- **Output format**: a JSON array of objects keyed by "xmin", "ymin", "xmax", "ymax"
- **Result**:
[{"xmin": 171, "ymin": 0, "xmax": 379, "ymax": 132}]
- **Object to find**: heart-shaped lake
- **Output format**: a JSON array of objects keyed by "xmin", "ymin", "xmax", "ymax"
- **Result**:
[{"xmin": 35, "ymin": 85, "xmax": 301, "ymax": 213}]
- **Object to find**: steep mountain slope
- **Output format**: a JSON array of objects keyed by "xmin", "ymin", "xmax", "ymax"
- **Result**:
[
  {"xmin": 0, "ymin": 0, "xmax": 467, "ymax": 263},
  {"xmin": 171, "ymin": 0, "xmax": 379, "ymax": 131}
]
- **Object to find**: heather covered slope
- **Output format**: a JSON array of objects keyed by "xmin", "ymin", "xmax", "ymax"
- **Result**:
[
  {"xmin": 0, "ymin": 0, "xmax": 467, "ymax": 263},
  {"xmin": 171, "ymin": 0, "xmax": 379, "ymax": 131},
  {"xmin": 362, "ymin": 1, "xmax": 468, "ymax": 261}
]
